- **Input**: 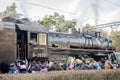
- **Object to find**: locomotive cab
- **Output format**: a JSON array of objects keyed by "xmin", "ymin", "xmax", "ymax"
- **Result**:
[
  {"xmin": 16, "ymin": 22, "xmax": 48, "ymax": 61},
  {"xmin": 0, "ymin": 17, "xmax": 48, "ymax": 64}
]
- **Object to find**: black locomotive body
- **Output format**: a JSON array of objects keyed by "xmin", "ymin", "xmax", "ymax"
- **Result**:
[
  {"xmin": 0, "ymin": 17, "xmax": 116, "ymax": 64},
  {"xmin": 48, "ymin": 32, "xmax": 114, "ymax": 61}
]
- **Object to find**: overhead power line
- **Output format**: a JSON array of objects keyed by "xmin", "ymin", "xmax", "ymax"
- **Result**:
[
  {"xmin": 17, "ymin": 0, "xmax": 75, "ymax": 15},
  {"xmin": 97, "ymin": 21, "xmax": 120, "ymax": 29},
  {"xmin": 107, "ymin": 0, "xmax": 120, "ymax": 7}
]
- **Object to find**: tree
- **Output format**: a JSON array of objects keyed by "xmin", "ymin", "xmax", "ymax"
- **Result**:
[
  {"xmin": 109, "ymin": 30, "xmax": 120, "ymax": 52},
  {"xmin": 98, "ymin": 29, "xmax": 108, "ymax": 38},
  {"xmin": 0, "ymin": 3, "xmax": 22, "ymax": 19},
  {"xmin": 41, "ymin": 12, "xmax": 76, "ymax": 32}
]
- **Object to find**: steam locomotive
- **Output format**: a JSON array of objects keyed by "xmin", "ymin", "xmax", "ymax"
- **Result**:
[{"xmin": 0, "ymin": 17, "xmax": 116, "ymax": 64}]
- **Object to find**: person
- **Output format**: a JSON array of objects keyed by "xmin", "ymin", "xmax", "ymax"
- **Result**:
[
  {"xmin": 30, "ymin": 61, "xmax": 40, "ymax": 73},
  {"xmin": 66, "ymin": 55, "xmax": 75, "ymax": 70},
  {"xmin": 74, "ymin": 56, "xmax": 83, "ymax": 70},
  {"xmin": 19, "ymin": 61, "xmax": 27, "ymax": 73},
  {"xmin": 66, "ymin": 56, "xmax": 73, "ymax": 67},
  {"xmin": 30, "ymin": 38, "xmax": 37, "ymax": 45},
  {"xmin": 96, "ymin": 61, "xmax": 102, "ymax": 70},
  {"xmin": 27, "ymin": 62, "xmax": 32, "ymax": 73},
  {"xmin": 80, "ymin": 60, "xmax": 90, "ymax": 70},
  {"xmin": 104, "ymin": 60, "xmax": 113, "ymax": 70},
  {"xmin": 40, "ymin": 65, "xmax": 48, "ymax": 73},
  {"xmin": 9, "ymin": 63, "xmax": 17, "ymax": 74},
  {"xmin": 75, "ymin": 56, "xmax": 83, "ymax": 65},
  {"xmin": 56, "ymin": 62, "xmax": 63, "ymax": 71},
  {"xmin": 61, "ymin": 61, "xmax": 67, "ymax": 70}
]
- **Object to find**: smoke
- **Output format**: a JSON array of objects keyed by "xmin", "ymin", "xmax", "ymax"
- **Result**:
[
  {"xmin": 91, "ymin": 0, "xmax": 100, "ymax": 28},
  {"xmin": 74, "ymin": 0, "xmax": 90, "ymax": 29},
  {"xmin": 74, "ymin": 0, "xmax": 100, "ymax": 29},
  {"xmin": 68, "ymin": 0, "xmax": 81, "ymax": 12},
  {"xmin": 20, "ymin": 0, "xmax": 28, "ymax": 18}
]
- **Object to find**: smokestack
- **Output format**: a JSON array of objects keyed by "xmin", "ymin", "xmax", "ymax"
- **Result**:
[
  {"xmin": 77, "ymin": 28, "xmax": 80, "ymax": 34},
  {"xmin": 0, "ymin": 18, "xmax": 2, "ymax": 22},
  {"xmin": 49, "ymin": 25, "xmax": 57, "ymax": 32},
  {"xmin": 68, "ymin": 28, "xmax": 73, "ymax": 34}
]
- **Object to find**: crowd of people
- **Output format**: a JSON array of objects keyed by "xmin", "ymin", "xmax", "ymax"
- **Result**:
[{"xmin": 7, "ymin": 56, "xmax": 120, "ymax": 74}]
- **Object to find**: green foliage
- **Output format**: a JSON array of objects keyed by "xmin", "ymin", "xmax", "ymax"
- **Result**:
[
  {"xmin": 109, "ymin": 30, "xmax": 120, "ymax": 52},
  {"xmin": 0, "ymin": 3, "xmax": 22, "ymax": 19},
  {"xmin": 41, "ymin": 12, "xmax": 76, "ymax": 32},
  {"xmin": 98, "ymin": 29, "xmax": 108, "ymax": 38}
]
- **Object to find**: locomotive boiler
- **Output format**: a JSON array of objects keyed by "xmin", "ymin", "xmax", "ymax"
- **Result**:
[
  {"xmin": 48, "ymin": 31, "xmax": 114, "ymax": 61},
  {"xmin": 48, "ymin": 32, "xmax": 112, "ymax": 50}
]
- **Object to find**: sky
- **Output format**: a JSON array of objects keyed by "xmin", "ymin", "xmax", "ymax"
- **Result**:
[{"xmin": 0, "ymin": 0, "xmax": 120, "ymax": 31}]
